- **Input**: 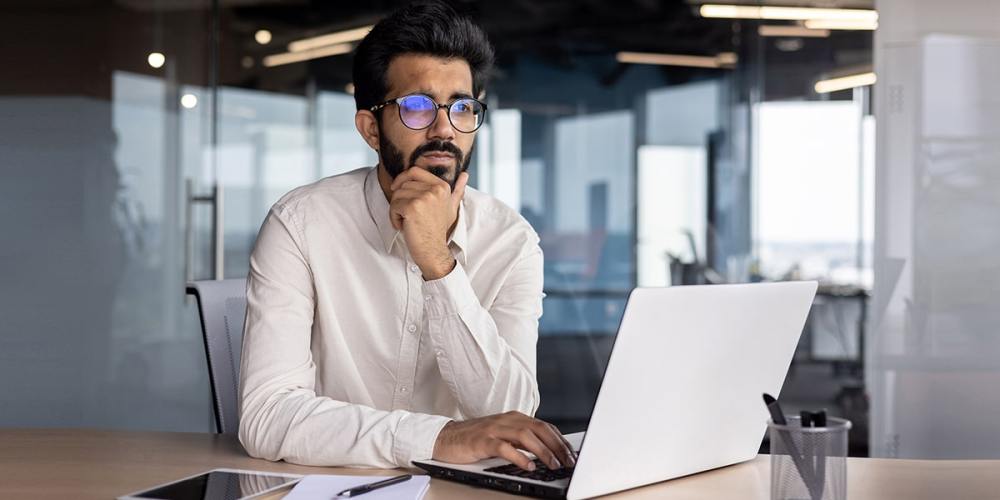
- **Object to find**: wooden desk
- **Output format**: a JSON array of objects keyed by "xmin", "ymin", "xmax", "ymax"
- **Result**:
[{"xmin": 1, "ymin": 429, "xmax": 997, "ymax": 499}]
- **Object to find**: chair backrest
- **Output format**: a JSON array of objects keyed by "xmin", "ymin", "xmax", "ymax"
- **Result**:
[{"xmin": 186, "ymin": 278, "xmax": 247, "ymax": 434}]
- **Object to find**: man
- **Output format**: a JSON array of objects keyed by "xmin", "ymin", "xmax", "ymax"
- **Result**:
[{"xmin": 238, "ymin": 1, "xmax": 575, "ymax": 473}]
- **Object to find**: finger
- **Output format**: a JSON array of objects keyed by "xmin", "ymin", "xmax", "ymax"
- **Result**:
[
  {"xmin": 394, "ymin": 179, "xmax": 436, "ymax": 193},
  {"xmin": 541, "ymin": 421, "xmax": 574, "ymax": 458},
  {"xmin": 390, "ymin": 165, "xmax": 447, "ymax": 190},
  {"xmin": 499, "ymin": 425, "xmax": 560, "ymax": 470},
  {"xmin": 388, "ymin": 188, "xmax": 425, "ymax": 203},
  {"xmin": 388, "ymin": 196, "xmax": 418, "ymax": 230},
  {"xmin": 493, "ymin": 440, "xmax": 535, "ymax": 471},
  {"xmin": 389, "ymin": 167, "xmax": 417, "ymax": 191},
  {"xmin": 523, "ymin": 422, "xmax": 570, "ymax": 469},
  {"xmin": 537, "ymin": 421, "xmax": 575, "ymax": 467},
  {"xmin": 389, "ymin": 168, "xmax": 419, "ymax": 191}
]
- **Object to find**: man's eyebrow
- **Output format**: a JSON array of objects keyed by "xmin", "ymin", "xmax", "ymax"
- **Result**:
[{"xmin": 401, "ymin": 89, "xmax": 475, "ymax": 101}]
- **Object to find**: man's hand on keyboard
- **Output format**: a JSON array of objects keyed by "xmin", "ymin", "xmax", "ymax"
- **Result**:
[{"xmin": 432, "ymin": 411, "xmax": 576, "ymax": 471}]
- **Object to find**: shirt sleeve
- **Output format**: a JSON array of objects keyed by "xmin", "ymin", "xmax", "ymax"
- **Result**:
[
  {"xmin": 238, "ymin": 204, "xmax": 452, "ymax": 468},
  {"xmin": 421, "ymin": 245, "xmax": 543, "ymax": 419}
]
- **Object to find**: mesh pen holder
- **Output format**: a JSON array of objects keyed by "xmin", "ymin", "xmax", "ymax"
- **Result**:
[{"xmin": 769, "ymin": 416, "xmax": 851, "ymax": 500}]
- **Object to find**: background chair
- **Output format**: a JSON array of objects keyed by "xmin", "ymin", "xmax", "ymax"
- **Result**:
[{"xmin": 186, "ymin": 278, "xmax": 247, "ymax": 434}]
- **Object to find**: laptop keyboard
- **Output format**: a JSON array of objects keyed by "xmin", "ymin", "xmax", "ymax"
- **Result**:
[{"xmin": 484, "ymin": 458, "xmax": 575, "ymax": 482}]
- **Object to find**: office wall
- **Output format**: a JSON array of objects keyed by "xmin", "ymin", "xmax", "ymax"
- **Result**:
[{"xmin": 871, "ymin": 0, "xmax": 1000, "ymax": 458}]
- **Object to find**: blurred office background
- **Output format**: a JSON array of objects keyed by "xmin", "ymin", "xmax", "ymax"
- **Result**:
[{"xmin": 2, "ymin": 0, "xmax": 998, "ymax": 459}]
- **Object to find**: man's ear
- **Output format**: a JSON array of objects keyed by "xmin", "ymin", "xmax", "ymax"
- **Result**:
[{"xmin": 355, "ymin": 110, "xmax": 380, "ymax": 152}]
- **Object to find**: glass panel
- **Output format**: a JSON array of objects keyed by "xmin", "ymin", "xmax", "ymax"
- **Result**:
[
  {"xmin": 871, "ymin": 17, "xmax": 1000, "ymax": 458},
  {"xmin": 0, "ymin": 1, "xmax": 214, "ymax": 431}
]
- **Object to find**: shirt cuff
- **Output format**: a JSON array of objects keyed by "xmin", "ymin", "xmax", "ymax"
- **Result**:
[
  {"xmin": 422, "ymin": 263, "xmax": 477, "ymax": 319},
  {"xmin": 393, "ymin": 412, "xmax": 453, "ymax": 467}
]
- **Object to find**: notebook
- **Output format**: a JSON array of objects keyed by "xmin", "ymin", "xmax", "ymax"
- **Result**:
[{"xmin": 283, "ymin": 474, "xmax": 431, "ymax": 500}]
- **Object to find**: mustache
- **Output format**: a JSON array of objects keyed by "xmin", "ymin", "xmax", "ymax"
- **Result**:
[{"xmin": 408, "ymin": 140, "xmax": 464, "ymax": 165}]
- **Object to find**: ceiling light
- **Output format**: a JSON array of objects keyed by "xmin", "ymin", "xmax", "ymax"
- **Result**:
[
  {"xmin": 803, "ymin": 19, "xmax": 878, "ymax": 30},
  {"xmin": 699, "ymin": 4, "xmax": 762, "ymax": 19},
  {"xmin": 288, "ymin": 25, "xmax": 373, "ymax": 53},
  {"xmin": 716, "ymin": 52, "xmax": 738, "ymax": 66},
  {"xmin": 775, "ymin": 38, "xmax": 804, "ymax": 52},
  {"xmin": 815, "ymin": 72, "xmax": 876, "ymax": 93},
  {"xmin": 263, "ymin": 43, "xmax": 353, "ymax": 67},
  {"xmin": 180, "ymin": 94, "xmax": 198, "ymax": 109},
  {"xmin": 758, "ymin": 25, "xmax": 830, "ymax": 38},
  {"xmin": 699, "ymin": 4, "xmax": 877, "ymax": 22},
  {"xmin": 254, "ymin": 29, "xmax": 272, "ymax": 45},
  {"xmin": 616, "ymin": 51, "xmax": 737, "ymax": 69},
  {"xmin": 147, "ymin": 52, "xmax": 165, "ymax": 69}
]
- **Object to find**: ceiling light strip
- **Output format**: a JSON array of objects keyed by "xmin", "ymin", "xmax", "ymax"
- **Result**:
[
  {"xmin": 616, "ymin": 51, "xmax": 734, "ymax": 68},
  {"xmin": 263, "ymin": 43, "xmax": 353, "ymax": 67},
  {"xmin": 288, "ymin": 25, "xmax": 374, "ymax": 53},
  {"xmin": 814, "ymin": 72, "xmax": 877, "ymax": 93},
  {"xmin": 700, "ymin": 4, "xmax": 877, "ymax": 22},
  {"xmin": 803, "ymin": 19, "xmax": 878, "ymax": 30},
  {"xmin": 758, "ymin": 25, "xmax": 830, "ymax": 37}
]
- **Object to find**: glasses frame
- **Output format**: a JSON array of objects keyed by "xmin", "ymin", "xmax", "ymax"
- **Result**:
[{"xmin": 369, "ymin": 93, "xmax": 488, "ymax": 133}]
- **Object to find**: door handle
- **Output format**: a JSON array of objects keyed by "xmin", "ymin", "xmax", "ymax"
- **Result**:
[{"xmin": 184, "ymin": 179, "xmax": 225, "ymax": 286}]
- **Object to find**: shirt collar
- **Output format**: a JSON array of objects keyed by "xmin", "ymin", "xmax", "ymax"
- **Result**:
[
  {"xmin": 450, "ymin": 201, "xmax": 469, "ymax": 267},
  {"xmin": 364, "ymin": 166, "xmax": 469, "ymax": 265},
  {"xmin": 365, "ymin": 167, "xmax": 402, "ymax": 254}
]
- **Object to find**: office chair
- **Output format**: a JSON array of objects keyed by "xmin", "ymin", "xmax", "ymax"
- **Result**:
[{"xmin": 186, "ymin": 278, "xmax": 247, "ymax": 434}]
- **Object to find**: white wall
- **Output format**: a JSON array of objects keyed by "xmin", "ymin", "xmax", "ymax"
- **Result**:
[{"xmin": 871, "ymin": 0, "xmax": 1000, "ymax": 458}]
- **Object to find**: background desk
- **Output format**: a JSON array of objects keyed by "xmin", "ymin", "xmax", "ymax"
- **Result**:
[{"xmin": 1, "ymin": 429, "xmax": 998, "ymax": 499}]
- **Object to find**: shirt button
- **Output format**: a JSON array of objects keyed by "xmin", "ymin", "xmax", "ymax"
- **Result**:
[
  {"xmin": 436, "ymin": 350, "xmax": 443, "ymax": 357},
  {"xmin": 400, "ymin": 386, "xmax": 408, "ymax": 393},
  {"xmin": 425, "ymin": 295, "xmax": 433, "ymax": 301},
  {"xmin": 410, "ymin": 264, "xmax": 420, "ymax": 273},
  {"xmin": 407, "ymin": 324, "xmax": 417, "ymax": 333}
]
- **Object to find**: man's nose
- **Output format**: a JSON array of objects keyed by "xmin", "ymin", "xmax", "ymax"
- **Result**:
[{"xmin": 426, "ymin": 106, "xmax": 456, "ymax": 141}]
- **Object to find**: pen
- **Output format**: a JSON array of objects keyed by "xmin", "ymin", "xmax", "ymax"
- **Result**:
[
  {"xmin": 763, "ymin": 393, "xmax": 821, "ymax": 500},
  {"xmin": 336, "ymin": 474, "xmax": 412, "ymax": 498},
  {"xmin": 801, "ymin": 409, "xmax": 828, "ymax": 498}
]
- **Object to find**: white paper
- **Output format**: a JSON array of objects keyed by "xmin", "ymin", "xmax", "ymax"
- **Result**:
[{"xmin": 283, "ymin": 474, "xmax": 430, "ymax": 500}]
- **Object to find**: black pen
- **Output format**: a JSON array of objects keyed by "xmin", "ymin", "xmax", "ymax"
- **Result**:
[
  {"xmin": 763, "ymin": 394, "xmax": 821, "ymax": 500},
  {"xmin": 336, "ymin": 474, "xmax": 412, "ymax": 498},
  {"xmin": 802, "ymin": 409, "xmax": 828, "ymax": 498}
]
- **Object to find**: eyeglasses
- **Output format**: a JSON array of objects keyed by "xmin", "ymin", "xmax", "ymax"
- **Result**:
[{"xmin": 370, "ymin": 93, "xmax": 487, "ymax": 133}]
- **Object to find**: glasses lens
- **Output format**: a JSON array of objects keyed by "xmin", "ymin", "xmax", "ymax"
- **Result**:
[
  {"xmin": 398, "ymin": 95, "xmax": 436, "ymax": 129},
  {"xmin": 449, "ymin": 99, "xmax": 484, "ymax": 132}
]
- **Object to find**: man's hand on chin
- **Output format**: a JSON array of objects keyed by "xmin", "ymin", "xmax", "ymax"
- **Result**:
[
  {"xmin": 432, "ymin": 411, "xmax": 577, "ymax": 471},
  {"xmin": 388, "ymin": 167, "xmax": 468, "ymax": 281}
]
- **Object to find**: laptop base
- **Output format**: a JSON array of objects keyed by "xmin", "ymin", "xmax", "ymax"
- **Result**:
[{"xmin": 413, "ymin": 460, "xmax": 566, "ymax": 499}]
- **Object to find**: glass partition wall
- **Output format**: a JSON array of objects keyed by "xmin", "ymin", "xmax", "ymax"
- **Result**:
[
  {"xmin": 1, "ymin": 1, "xmax": 216, "ymax": 430},
  {"xmin": 1, "ymin": 1, "xmax": 873, "ymax": 450}
]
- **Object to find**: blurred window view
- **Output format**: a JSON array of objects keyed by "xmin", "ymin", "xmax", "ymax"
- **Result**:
[{"xmin": 755, "ymin": 100, "xmax": 874, "ymax": 288}]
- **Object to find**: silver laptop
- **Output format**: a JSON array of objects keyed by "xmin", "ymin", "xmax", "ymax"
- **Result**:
[{"xmin": 413, "ymin": 281, "xmax": 818, "ymax": 499}]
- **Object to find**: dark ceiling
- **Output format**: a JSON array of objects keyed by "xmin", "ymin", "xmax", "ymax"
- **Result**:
[
  {"xmin": 1, "ymin": 0, "xmax": 872, "ymax": 101},
  {"xmin": 217, "ymin": 0, "xmax": 870, "ymax": 100}
]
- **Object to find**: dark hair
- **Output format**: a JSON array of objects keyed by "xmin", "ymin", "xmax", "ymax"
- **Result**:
[{"xmin": 352, "ymin": 1, "xmax": 495, "ymax": 111}]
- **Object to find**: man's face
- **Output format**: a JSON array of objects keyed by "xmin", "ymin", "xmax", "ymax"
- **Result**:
[{"xmin": 376, "ymin": 54, "xmax": 477, "ymax": 189}]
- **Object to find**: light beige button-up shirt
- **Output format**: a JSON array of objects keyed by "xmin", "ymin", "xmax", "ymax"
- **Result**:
[{"xmin": 238, "ymin": 166, "xmax": 543, "ymax": 469}]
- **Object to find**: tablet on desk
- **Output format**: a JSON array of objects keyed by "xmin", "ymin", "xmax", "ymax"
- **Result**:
[{"xmin": 118, "ymin": 468, "xmax": 303, "ymax": 500}]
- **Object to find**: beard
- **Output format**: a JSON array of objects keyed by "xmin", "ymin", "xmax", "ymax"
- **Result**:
[{"xmin": 378, "ymin": 130, "xmax": 472, "ymax": 190}]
